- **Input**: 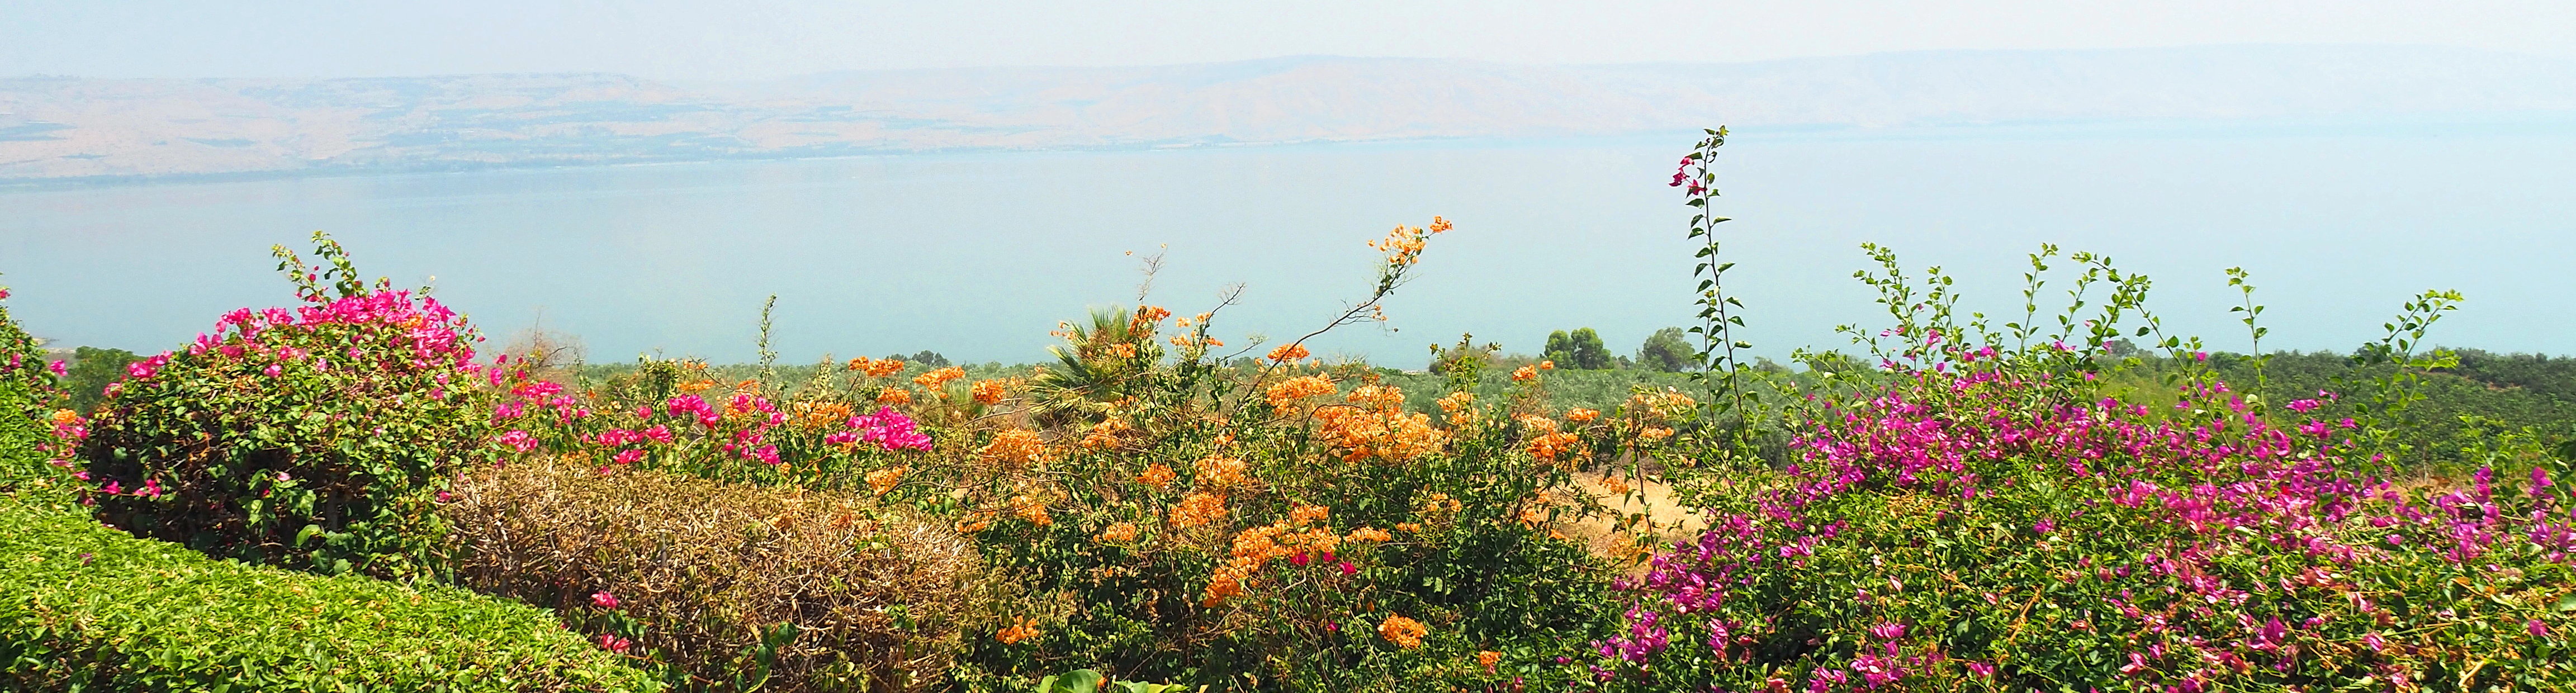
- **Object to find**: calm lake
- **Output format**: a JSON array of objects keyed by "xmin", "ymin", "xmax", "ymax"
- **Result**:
[{"xmin": 6, "ymin": 119, "xmax": 2573, "ymax": 366}]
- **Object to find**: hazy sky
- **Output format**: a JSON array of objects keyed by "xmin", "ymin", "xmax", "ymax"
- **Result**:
[{"xmin": 6, "ymin": 1, "xmax": 2569, "ymax": 79}]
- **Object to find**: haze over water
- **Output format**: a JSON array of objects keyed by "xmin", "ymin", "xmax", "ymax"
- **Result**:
[{"xmin": 6, "ymin": 118, "xmax": 2573, "ymax": 367}]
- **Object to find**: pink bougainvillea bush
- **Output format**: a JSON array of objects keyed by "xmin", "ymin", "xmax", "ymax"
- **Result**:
[
  {"xmin": 1596, "ymin": 346, "xmax": 2576, "ymax": 691},
  {"xmin": 79, "ymin": 234, "xmax": 496, "ymax": 580}
]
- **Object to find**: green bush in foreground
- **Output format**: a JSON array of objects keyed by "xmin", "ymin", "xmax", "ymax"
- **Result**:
[
  {"xmin": 0, "ymin": 496, "xmax": 658, "ymax": 692},
  {"xmin": 83, "ymin": 236, "xmax": 497, "ymax": 580}
]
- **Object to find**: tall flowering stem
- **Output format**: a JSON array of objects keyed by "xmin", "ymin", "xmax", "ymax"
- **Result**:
[{"xmin": 1673, "ymin": 128, "xmax": 1755, "ymax": 458}]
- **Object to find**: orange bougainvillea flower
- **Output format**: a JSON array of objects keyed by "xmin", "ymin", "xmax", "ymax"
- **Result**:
[
  {"xmin": 1510, "ymin": 365, "xmax": 1538, "ymax": 382},
  {"xmin": 788, "ymin": 401, "xmax": 853, "ymax": 432},
  {"xmin": 1478, "ymin": 650, "xmax": 1501, "ymax": 672},
  {"xmin": 1346, "ymin": 526, "xmax": 1392, "ymax": 543},
  {"xmin": 997, "ymin": 617, "xmax": 1041, "ymax": 644},
  {"xmin": 1639, "ymin": 426, "xmax": 1675, "ymax": 443},
  {"xmin": 1137, "ymin": 463, "xmax": 1177, "ymax": 490},
  {"xmin": 1436, "ymin": 391, "xmax": 1479, "ymax": 428},
  {"xmin": 1096, "ymin": 521, "xmax": 1139, "ymax": 544},
  {"xmin": 980, "ymin": 429, "xmax": 1052, "ymax": 467},
  {"xmin": 1265, "ymin": 343, "xmax": 1310, "ymax": 363},
  {"xmin": 1527, "ymin": 431, "xmax": 1582, "ymax": 462},
  {"xmin": 956, "ymin": 510, "xmax": 997, "ymax": 534},
  {"xmin": 1171, "ymin": 491, "xmax": 1227, "ymax": 528},
  {"xmin": 1200, "ymin": 520, "xmax": 1343, "ymax": 605},
  {"xmin": 1081, "ymin": 418, "xmax": 1131, "ymax": 451},
  {"xmin": 969, "ymin": 378, "xmax": 1011, "ymax": 405},
  {"xmin": 846, "ymin": 356, "xmax": 906, "ymax": 377},
  {"xmin": 913, "ymin": 366, "xmax": 965, "ymax": 388},
  {"xmin": 1378, "ymin": 614, "xmax": 1428, "ymax": 649},
  {"xmin": 865, "ymin": 466, "xmax": 906, "ymax": 495},
  {"xmin": 1565, "ymin": 408, "xmax": 1601, "ymax": 423},
  {"xmin": 678, "ymin": 378, "xmax": 717, "ymax": 393},
  {"xmin": 875, "ymin": 387, "xmax": 913, "ymax": 405},
  {"xmin": 1289, "ymin": 504, "xmax": 1329, "ymax": 526},
  {"xmin": 1194, "ymin": 454, "xmax": 1249, "ymax": 489},
  {"xmin": 1010, "ymin": 492, "xmax": 1053, "ymax": 527},
  {"xmin": 1264, "ymin": 375, "xmax": 1337, "ymax": 416}
]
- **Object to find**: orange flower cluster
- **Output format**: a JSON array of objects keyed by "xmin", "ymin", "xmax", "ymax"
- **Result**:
[
  {"xmin": 1378, "ymin": 614, "xmax": 1428, "ymax": 649},
  {"xmin": 1137, "ymin": 463, "xmax": 1177, "ymax": 490},
  {"xmin": 1096, "ymin": 521, "xmax": 1139, "ymax": 544},
  {"xmin": 913, "ymin": 366, "xmax": 965, "ymax": 389},
  {"xmin": 1010, "ymin": 492, "xmax": 1053, "ymax": 527},
  {"xmin": 1527, "ymin": 431, "xmax": 1582, "ymax": 462},
  {"xmin": 678, "ymin": 378, "xmax": 716, "ymax": 393},
  {"xmin": 1626, "ymin": 388, "xmax": 1697, "ymax": 416},
  {"xmin": 1434, "ymin": 391, "xmax": 1478, "ymax": 428},
  {"xmin": 1265, "ymin": 375, "xmax": 1338, "ymax": 416},
  {"xmin": 1565, "ymin": 408, "xmax": 1601, "ymax": 423},
  {"xmin": 1314, "ymin": 386, "xmax": 1446, "ymax": 464},
  {"xmin": 1202, "ymin": 512, "xmax": 1343, "ymax": 606},
  {"xmin": 1368, "ymin": 216, "xmax": 1451, "ymax": 268},
  {"xmin": 1478, "ymin": 650, "xmax": 1502, "ymax": 672},
  {"xmin": 1171, "ymin": 491, "xmax": 1227, "ymax": 528},
  {"xmin": 865, "ymin": 466, "xmax": 906, "ymax": 495},
  {"xmin": 875, "ymin": 388, "xmax": 913, "ymax": 405},
  {"xmin": 979, "ymin": 429, "xmax": 1052, "ymax": 467},
  {"xmin": 846, "ymin": 356, "xmax": 906, "ymax": 377},
  {"xmin": 1639, "ymin": 426, "xmax": 1675, "ymax": 443},
  {"xmin": 1194, "ymin": 454, "xmax": 1250, "ymax": 489},
  {"xmin": 1346, "ymin": 526, "xmax": 1393, "ymax": 543},
  {"xmin": 970, "ymin": 378, "xmax": 1012, "ymax": 405},
  {"xmin": 957, "ymin": 510, "xmax": 997, "ymax": 534},
  {"xmin": 1415, "ymin": 492, "xmax": 1462, "ymax": 521},
  {"xmin": 789, "ymin": 401, "xmax": 853, "ymax": 432},
  {"xmin": 1132, "ymin": 305, "xmax": 1172, "ymax": 330},
  {"xmin": 1509, "ymin": 365, "xmax": 1538, "ymax": 382},
  {"xmin": 50, "ymin": 409, "xmax": 80, "ymax": 427},
  {"xmin": 997, "ymin": 617, "xmax": 1041, "ymax": 645},
  {"xmin": 1265, "ymin": 343, "xmax": 1310, "ymax": 363},
  {"xmin": 1518, "ymin": 504, "xmax": 1552, "ymax": 529},
  {"xmin": 1080, "ymin": 418, "xmax": 1131, "ymax": 451},
  {"xmin": 1289, "ymin": 504, "xmax": 1330, "ymax": 526}
]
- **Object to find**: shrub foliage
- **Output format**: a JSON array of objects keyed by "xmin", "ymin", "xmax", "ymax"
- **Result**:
[
  {"xmin": 441, "ymin": 457, "xmax": 983, "ymax": 692},
  {"xmin": 79, "ymin": 234, "xmax": 496, "ymax": 579}
]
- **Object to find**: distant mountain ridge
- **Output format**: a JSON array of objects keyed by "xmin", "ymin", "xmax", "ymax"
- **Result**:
[{"xmin": 4, "ymin": 45, "xmax": 2573, "ymax": 181}]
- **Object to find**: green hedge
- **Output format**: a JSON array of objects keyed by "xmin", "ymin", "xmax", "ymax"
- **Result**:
[
  {"xmin": 0, "ymin": 495, "xmax": 660, "ymax": 692},
  {"xmin": 0, "ymin": 367, "xmax": 656, "ymax": 691}
]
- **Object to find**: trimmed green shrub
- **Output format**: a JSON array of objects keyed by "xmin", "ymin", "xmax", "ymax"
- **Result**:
[
  {"xmin": 0, "ymin": 351, "xmax": 654, "ymax": 692},
  {"xmin": 0, "ymin": 496, "xmax": 657, "ymax": 692},
  {"xmin": 80, "ymin": 235, "xmax": 497, "ymax": 580}
]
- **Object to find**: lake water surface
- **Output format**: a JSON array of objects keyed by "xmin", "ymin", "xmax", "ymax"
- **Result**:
[{"xmin": 6, "ymin": 120, "xmax": 2572, "ymax": 366}]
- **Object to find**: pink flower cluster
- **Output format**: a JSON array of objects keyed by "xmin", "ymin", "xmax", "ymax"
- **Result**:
[
  {"xmin": 826, "ymin": 406, "xmax": 932, "ymax": 452},
  {"xmin": 1603, "ymin": 362, "xmax": 2573, "ymax": 689}
]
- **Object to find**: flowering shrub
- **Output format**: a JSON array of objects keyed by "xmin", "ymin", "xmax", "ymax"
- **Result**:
[
  {"xmin": 467, "ymin": 219, "xmax": 1632, "ymax": 691},
  {"xmin": 0, "ymin": 279, "xmax": 73, "ymax": 497},
  {"xmin": 1599, "ymin": 341, "xmax": 2576, "ymax": 690},
  {"xmin": 79, "ymin": 234, "xmax": 495, "ymax": 579}
]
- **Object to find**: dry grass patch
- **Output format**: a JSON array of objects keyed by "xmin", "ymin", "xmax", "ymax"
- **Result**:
[{"xmin": 443, "ymin": 457, "xmax": 983, "ymax": 692}]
